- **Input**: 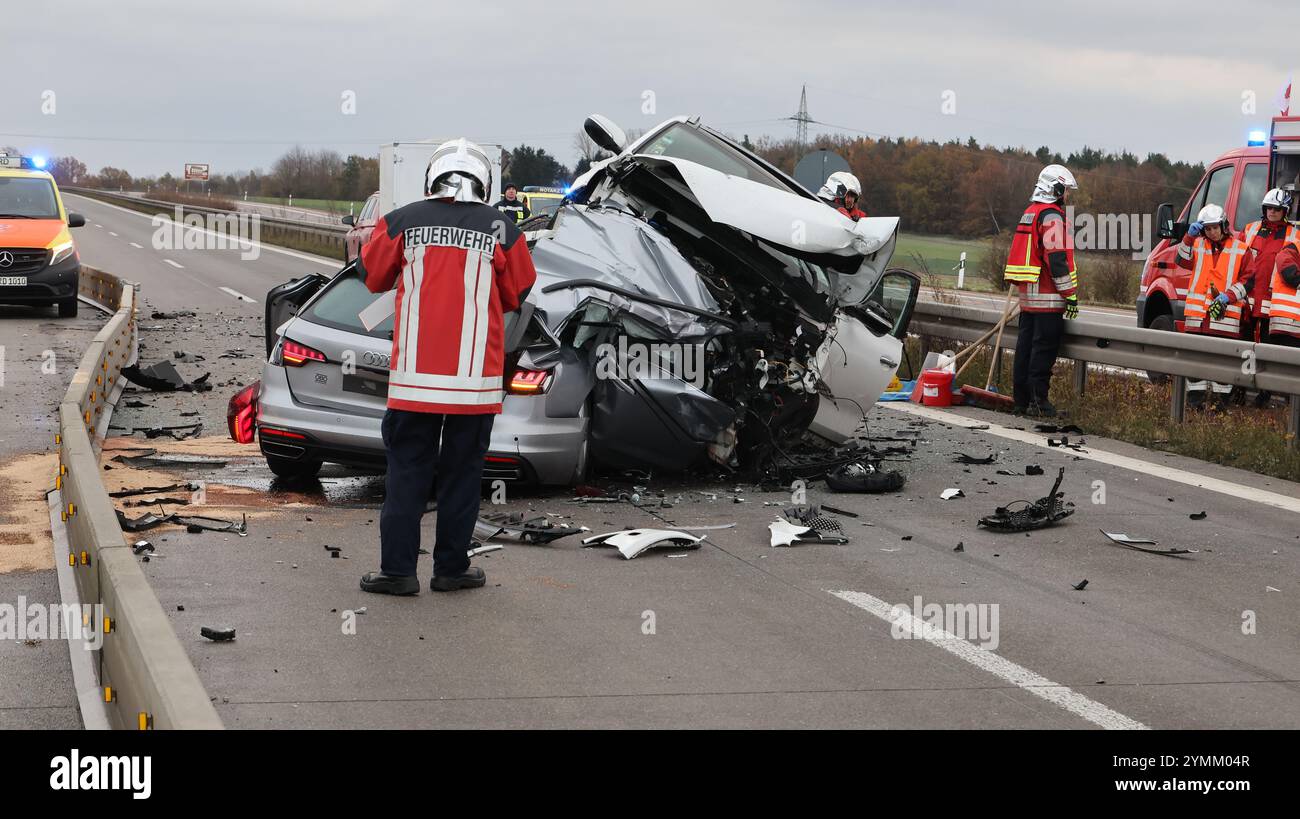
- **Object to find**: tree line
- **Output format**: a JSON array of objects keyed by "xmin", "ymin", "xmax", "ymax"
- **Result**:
[{"xmin": 40, "ymin": 130, "xmax": 1204, "ymax": 234}]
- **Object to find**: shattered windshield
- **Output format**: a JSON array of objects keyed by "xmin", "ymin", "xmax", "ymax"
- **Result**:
[{"xmin": 638, "ymin": 124, "xmax": 787, "ymax": 190}]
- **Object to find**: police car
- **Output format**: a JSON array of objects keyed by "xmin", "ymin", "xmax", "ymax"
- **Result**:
[{"xmin": 0, "ymin": 154, "xmax": 86, "ymax": 317}]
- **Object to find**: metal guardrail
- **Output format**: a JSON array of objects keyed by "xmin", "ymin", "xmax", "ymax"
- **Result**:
[
  {"xmin": 64, "ymin": 187, "xmax": 348, "ymax": 256},
  {"xmin": 57, "ymin": 267, "xmax": 222, "ymax": 729},
  {"xmin": 910, "ymin": 299, "xmax": 1300, "ymax": 443}
]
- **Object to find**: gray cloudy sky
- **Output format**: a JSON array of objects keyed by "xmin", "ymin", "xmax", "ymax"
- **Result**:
[{"xmin": 3, "ymin": 0, "xmax": 1295, "ymax": 177}]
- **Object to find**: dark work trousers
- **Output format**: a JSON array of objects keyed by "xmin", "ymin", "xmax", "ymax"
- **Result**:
[
  {"xmin": 1012, "ymin": 311, "xmax": 1065, "ymax": 407},
  {"xmin": 379, "ymin": 409, "xmax": 494, "ymax": 578}
]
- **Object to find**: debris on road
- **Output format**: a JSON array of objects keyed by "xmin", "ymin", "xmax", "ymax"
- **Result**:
[
  {"xmin": 200, "ymin": 626, "xmax": 236, "ymax": 642},
  {"xmin": 954, "ymin": 452, "xmax": 996, "ymax": 465},
  {"xmin": 767, "ymin": 518, "xmax": 849, "ymax": 547},
  {"xmin": 466, "ymin": 543, "xmax": 504, "ymax": 559},
  {"xmin": 122, "ymin": 360, "xmax": 213, "ymax": 393},
  {"xmin": 1047, "ymin": 436, "xmax": 1086, "ymax": 451},
  {"xmin": 1100, "ymin": 530, "xmax": 1196, "ymax": 556},
  {"xmin": 116, "ymin": 508, "xmax": 247, "ymax": 535},
  {"xmin": 1036, "ymin": 423, "xmax": 1083, "ymax": 434},
  {"xmin": 941, "ymin": 488, "xmax": 965, "ymax": 500},
  {"xmin": 151, "ymin": 310, "xmax": 196, "ymax": 320},
  {"xmin": 825, "ymin": 462, "xmax": 906, "ymax": 493},
  {"xmin": 978, "ymin": 467, "xmax": 1074, "ymax": 532},
  {"xmin": 1189, "ymin": 511, "xmax": 1208, "ymax": 520},
  {"xmin": 582, "ymin": 529, "xmax": 705, "ymax": 559},
  {"xmin": 1072, "ymin": 579, "xmax": 1089, "ymax": 590},
  {"xmin": 473, "ymin": 511, "xmax": 583, "ymax": 544},
  {"xmin": 953, "ymin": 541, "xmax": 964, "ymax": 552},
  {"xmin": 1025, "ymin": 464, "xmax": 1045, "ymax": 476},
  {"xmin": 112, "ymin": 450, "xmax": 228, "ymax": 469},
  {"xmin": 782, "ymin": 505, "xmax": 845, "ymax": 536},
  {"xmin": 132, "ymin": 540, "xmax": 154, "ymax": 555},
  {"xmin": 109, "ymin": 482, "xmax": 200, "ymax": 498}
]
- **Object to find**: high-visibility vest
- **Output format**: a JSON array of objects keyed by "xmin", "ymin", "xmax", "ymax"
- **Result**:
[
  {"xmin": 1004, "ymin": 202, "xmax": 1077, "ymax": 312},
  {"xmin": 1232, "ymin": 220, "xmax": 1294, "ymax": 317},
  {"xmin": 1183, "ymin": 236, "xmax": 1248, "ymax": 336},
  {"xmin": 1269, "ymin": 237, "xmax": 1300, "ymax": 337}
]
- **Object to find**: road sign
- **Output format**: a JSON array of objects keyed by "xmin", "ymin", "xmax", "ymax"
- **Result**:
[
  {"xmin": 793, "ymin": 150, "xmax": 850, "ymax": 195},
  {"xmin": 184, "ymin": 163, "xmax": 210, "ymax": 181}
]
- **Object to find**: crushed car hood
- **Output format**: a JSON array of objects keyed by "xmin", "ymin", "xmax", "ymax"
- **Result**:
[
  {"xmin": 529, "ymin": 206, "xmax": 725, "ymax": 337},
  {"xmin": 630, "ymin": 154, "xmax": 899, "ymax": 306}
]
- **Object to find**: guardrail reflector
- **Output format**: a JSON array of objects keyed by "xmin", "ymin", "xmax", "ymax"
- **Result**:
[
  {"xmin": 138, "ymin": 712, "xmax": 152, "ymax": 730},
  {"xmin": 104, "ymin": 687, "xmax": 113, "ymax": 702},
  {"xmin": 80, "ymin": 551, "xmax": 90, "ymax": 566},
  {"xmin": 103, "ymin": 616, "xmax": 113, "ymax": 633},
  {"xmin": 68, "ymin": 554, "xmax": 75, "ymax": 567}
]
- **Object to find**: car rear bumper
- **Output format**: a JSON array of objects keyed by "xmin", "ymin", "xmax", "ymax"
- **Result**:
[
  {"xmin": 255, "ymin": 363, "xmax": 586, "ymax": 485},
  {"xmin": 0, "ymin": 256, "xmax": 79, "ymax": 305}
]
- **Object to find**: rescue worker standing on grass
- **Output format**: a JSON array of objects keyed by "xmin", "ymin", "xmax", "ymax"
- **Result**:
[
  {"xmin": 1175, "ymin": 203, "xmax": 1249, "ymax": 409},
  {"xmin": 357, "ymin": 139, "xmax": 537, "ymax": 596},
  {"xmin": 1231, "ymin": 188, "xmax": 1296, "ymax": 406},
  {"xmin": 1005, "ymin": 164, "xmax": 1079, "ymax": 418}
]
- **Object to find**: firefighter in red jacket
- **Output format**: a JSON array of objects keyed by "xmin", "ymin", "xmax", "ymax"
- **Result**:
[
  {"xmin": 358, "ymin": 138, "xmax": 537, "ymax": 595},
  {"xmin": 1175, "ymin": 203, "xmax": 1249, "ymax": 408},
  {"xmin": 1232, "ymin": 188, "xmax": 1295, "ymax": 342},
  {"xmin": 1266, "ymin": 236, "xmax": 1300, "ymax": 348},
  {"xmin": 1004, "ymin": 164, "xmax": 1079, "ymax": 417}
]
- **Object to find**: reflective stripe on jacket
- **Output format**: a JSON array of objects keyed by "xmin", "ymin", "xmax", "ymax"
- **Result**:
[
  {"xmin": 359, "ymin": 199, "xmax": 537, "ymax": 414},
  {"xmin": 1005, "ymin": 202, "xmax": 1077, "ymax": 313}
]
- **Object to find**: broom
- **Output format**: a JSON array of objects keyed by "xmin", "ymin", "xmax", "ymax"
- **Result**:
[{"xmin": 960, "ymin": 284, "xmax": 1018, "ymax": 410}]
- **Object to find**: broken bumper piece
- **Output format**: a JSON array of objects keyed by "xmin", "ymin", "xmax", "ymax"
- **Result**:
[{"xmin": 581, "ymin": 529, "xmax": 704, "ymax": 559}]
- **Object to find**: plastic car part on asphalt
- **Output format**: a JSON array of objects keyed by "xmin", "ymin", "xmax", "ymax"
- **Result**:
[
  {"xmin": 977, "ymin": 467, "xmax": 1075, "ymax": 532},
  {"xmin": 767, "ymin": 518, "xmax": 850, "ymax": 547},
  {"xmin": 580, "ymin": 529, "xmax": 705, "ymax": 559}
]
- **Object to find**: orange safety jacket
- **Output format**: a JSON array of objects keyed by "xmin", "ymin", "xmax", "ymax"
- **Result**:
[
  {"xmin": 1004, "ymin": 201, "xmax": 1077, "ymax": 313},
  {"xmin": 1269, "ymin": 239, "xmax": 1300, "ymax": 338},
  {"xmin": 1233, "ymin": 220, "xmax": 1297, "ymax": 319},
  {"xmin": 1178, "ymin": 233, "xmax": 1249, "ymax": 337}
]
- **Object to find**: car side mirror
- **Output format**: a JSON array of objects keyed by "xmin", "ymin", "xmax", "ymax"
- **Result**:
[
  {"xmin": 341, "ymin": 214, "xmax": 355, "ymax": 226},
  {"xmin": 584, "ymin": 114, "xmax": 628, "ymax": 154},
  {"xmin": 67, "ymin": 212, "xmax": 86, "ymax": 228}
]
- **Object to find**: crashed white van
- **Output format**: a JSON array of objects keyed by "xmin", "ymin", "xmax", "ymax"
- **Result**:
[{"xmin": 251, "ymin": 114, "xmax": 917, "ymax": 484}]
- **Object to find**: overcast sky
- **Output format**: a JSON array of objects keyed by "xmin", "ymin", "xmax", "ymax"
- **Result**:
[{"xmin": 3, "ymin": 0, "xmax": 1295, "ymax": 178}]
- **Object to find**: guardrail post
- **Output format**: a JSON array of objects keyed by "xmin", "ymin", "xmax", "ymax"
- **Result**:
[
  {"xmin": 1072, "ymin": 360, "xmax": 1087, "ymax": 396},
  {"xmin": 1170, "ymin": 375, "xmax": 1186, "ymax": 424},
  {"xmin": 1289, "ymin": 397, "xmax": 1300, "ymax": 450}
]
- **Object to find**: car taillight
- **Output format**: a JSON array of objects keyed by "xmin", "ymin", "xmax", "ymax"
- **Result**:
[
  {"xmin": 227, "ymin": 382, "xmax": 259, "ymax": 444},
  {"xmin": 508, "ymin": 368, "xmax": 551, "ymax": 395},
  {"xmin": 260, "ymin": 426, "xmax": 308, "ymax": 441},
  {"xmin": 279, "ymin": 339, "xmax": 326, "ymax": 367}
]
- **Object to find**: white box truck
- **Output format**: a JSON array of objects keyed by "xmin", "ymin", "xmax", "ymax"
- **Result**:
[{"xmin": 378, "ymin": 141, "xmax": 504, "ymax": 214}]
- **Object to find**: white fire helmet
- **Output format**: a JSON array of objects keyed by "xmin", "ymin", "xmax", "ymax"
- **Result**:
[
  {"xmin": 817, "ymin": 171, "xmax": 861, "ymax": 203},
  {"xmin": 425, "ymin": 138, "xmax": 493, "ymax": 204},
  {"xmin": 1197, "ymin": 203, "xmax": 1229, "ymax": 232},
  {"xmin": 1262, "ymin": 187, "xmax": 1293, "ymax": 214},
  {"xmin": 1032, "ymin": 164, "xmax": 1078, "ymax": 203}
]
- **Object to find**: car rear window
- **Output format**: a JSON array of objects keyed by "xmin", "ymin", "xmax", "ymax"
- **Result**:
[{"xmin": 303, "ymin": 269, "xmax": 393, "ymax": 339}]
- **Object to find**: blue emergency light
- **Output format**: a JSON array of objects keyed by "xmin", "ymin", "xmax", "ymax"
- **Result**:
[{"xmin": 1248, "ymin": 130, "xmax": 1268, "ymax": 147}]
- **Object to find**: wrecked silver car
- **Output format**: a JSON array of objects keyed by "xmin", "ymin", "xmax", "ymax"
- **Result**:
[{"xmin": 238, "ymin": 115, "xmax": 919, "ymax": 484}]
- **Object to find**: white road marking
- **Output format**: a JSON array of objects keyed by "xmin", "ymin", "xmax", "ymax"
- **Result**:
[
  {"xmin": 63, "ymin": 193, "xmax": 342, "ymax": 267},
  {"xmin": 828, "ymin": 589, "xmax": 1149, "ymax": 730},
  {"xmin": 163, "ymin": 259, "xmax": 183, "ymax": 269},
  {"xmin": 108, "ymin": 231, "xmax": 118, "ymax": 237},
  {"xmin": 129, "ymin": 242, "xmax": 142, "ymax": 249},
  {"xmin": 93, "ymin": 223, "xmax": 102, "ymax": 228},
  {"xmin": 885, "ymin": 401, "xmax": 1300, "ymax": 514},
  {"xmin": 219, "ymin": 286, "xmax": 257, "ymax": 304}
]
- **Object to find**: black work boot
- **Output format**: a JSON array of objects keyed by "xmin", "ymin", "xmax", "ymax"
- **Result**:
[
  {"xmin": 431, "ymin": 566, "xmax": 487, "ymax": 592},
  {"xmin": 360, "ymin": 571, "xmax": 420, "ymax": 596}
]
